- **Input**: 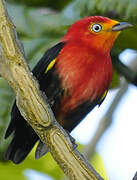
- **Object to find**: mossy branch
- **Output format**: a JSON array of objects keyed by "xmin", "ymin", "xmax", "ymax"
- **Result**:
[{"xmin": 0, "ymin": 0, "xmax": 103, "ymax": 179}]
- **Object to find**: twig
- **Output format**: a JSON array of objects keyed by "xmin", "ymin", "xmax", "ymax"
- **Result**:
[
  {"xmin": 83, "ymin": 53, "xmax": 137, "ymax": 160},
  {"xmin": 112, "ymin": 53, "xmax": 137, "ymax": 86},
  {"xmin": 133, "ymin": 172, "xmax": 137, "ymax": 180},
  {"xmin": 0, "ymin": 0, "xmax": 103, "ymax": 179},
  {"xmin": 83, "ymin": 78, "xmax": 128, "ymax": 159}
]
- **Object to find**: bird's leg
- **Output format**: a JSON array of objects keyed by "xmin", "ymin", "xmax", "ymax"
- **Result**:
[
  {"xmin": 35, "ymin": 140, "xmax": 49, "ymax": 159},
  {"xmin": 65, "ymin": 130, "xmax": 78, "ymax": 150},
  {"xmin": 35, "ymin": 131, "xmax": 77, "ymax": 160}
]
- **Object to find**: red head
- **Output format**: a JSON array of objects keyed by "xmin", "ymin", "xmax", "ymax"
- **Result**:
[{"xmin": 62, "ymin": 16, "xmax": 131, "ymax": 54}]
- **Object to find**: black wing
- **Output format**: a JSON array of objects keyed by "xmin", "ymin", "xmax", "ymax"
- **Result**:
[
  {"xmin": 4, "ymin": 42, "xmax": 65, "ymax": 164},
  {"xmin": 32, "ymin": 42, "xmax": 65, "ymax": 79}
]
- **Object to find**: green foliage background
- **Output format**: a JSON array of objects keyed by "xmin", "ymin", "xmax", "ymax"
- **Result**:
[{"xmin": 0, "ymin": 0, "xmax": 137, "ymax": 179}]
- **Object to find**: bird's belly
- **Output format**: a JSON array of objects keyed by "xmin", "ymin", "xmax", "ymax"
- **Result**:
[
  {"xmin": 55, "ymin": 82, "xmax": 101, "ymax": 132},
  {"xmin": 57, "ymin": 96, "xmax": 99, "ymax": 132}
]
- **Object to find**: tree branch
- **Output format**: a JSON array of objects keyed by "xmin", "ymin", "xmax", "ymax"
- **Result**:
[
  {"xmin": 83, "ymin": 53, "xmax": 137, "ymax": 178},
  {"xmin": 112, "ymin": 53, "xmax": 137, "ymax": 87},
  {"xmin": 0, "ymin": 0, "xmax": 103, "ymax": 179},
  {"xmin": 133, "ymin": 172, "xmax": 137, "ymax": 180},
  {"xmin": 83, "ymin": 78, "xmax": 128, "ymax": 159}
]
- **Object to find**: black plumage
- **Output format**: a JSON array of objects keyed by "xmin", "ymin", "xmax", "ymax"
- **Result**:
[
  {"xmin": 4, "ymin": 42, "xmax": 102, "ymax": 164},
  {"xmin": 4, "ymin": 42, "xmax": 65, "ymax": 164}
]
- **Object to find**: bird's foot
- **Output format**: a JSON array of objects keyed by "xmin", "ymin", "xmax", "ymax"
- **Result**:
[
  {"xmin": 65, "ymin": 130, "xmax": 78, "ymax": 150},
  {"xmin": 35, "ymin": 141, "xmax": 49, "ymax": 159}
]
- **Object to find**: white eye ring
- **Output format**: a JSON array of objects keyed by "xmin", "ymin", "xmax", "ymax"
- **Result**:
[{"xmin": 92, "ymin": 24, "xmax": 102, "ymax": 32}]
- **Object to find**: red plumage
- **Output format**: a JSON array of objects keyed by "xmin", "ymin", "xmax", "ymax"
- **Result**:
[
  {"xmin": 56, "ymin": 42, "xmax": 113, "ymax": 114},
  {"xmin": 55, "ymin": 16, "xmax": 117, "ymax": 115}
]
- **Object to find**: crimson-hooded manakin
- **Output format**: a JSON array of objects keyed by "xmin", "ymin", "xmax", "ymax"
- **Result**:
[{"xmin": 4, "ymin": 16, "xmax": 132, "ymax": 164}]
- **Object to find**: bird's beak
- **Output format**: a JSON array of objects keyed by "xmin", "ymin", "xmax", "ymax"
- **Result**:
[{"xmin": 112, "ymin": 22, "xmax": 133, "ymax": 31}]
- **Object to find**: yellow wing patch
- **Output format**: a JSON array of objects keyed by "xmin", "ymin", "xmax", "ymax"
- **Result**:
[
  {"xmin": 45, "ymin": 58, "xmax": 56, "ymax": 73},
  {"xmin": 99, "ymin": 90, "xmax": 108, "ymax": 106},
  {"xmin": 101, "ymin": 90, "xmax": 108, "ymax": 101}
]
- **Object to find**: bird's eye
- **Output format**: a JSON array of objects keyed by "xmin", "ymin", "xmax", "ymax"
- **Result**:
[{"xmin": 92, "ymin": 24, "xmax": 102, "ymax": 32}]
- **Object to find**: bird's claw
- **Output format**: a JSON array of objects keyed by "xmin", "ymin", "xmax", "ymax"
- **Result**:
[{"xmin": 65, "ymin": 130, "xmax": 78, "ymax": 150}]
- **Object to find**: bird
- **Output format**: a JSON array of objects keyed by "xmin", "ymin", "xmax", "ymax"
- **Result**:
[{"xmin": 4, "ymin": 16, "xmax": 132, "ymax": 164}]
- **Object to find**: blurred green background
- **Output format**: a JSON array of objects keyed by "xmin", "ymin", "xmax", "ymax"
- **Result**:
[{"xmin": 0, "ymin": 0, "xmax": 137, "ymax": 180}]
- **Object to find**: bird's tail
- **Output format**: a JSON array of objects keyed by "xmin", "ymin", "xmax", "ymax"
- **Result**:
[
  {"xmin": 4, "ymin": 121, "xmax": 38, "ymax": 164},
  {"xmin": 5, "ymin": 131, "xmax": 38, "ymax": 164},
  {"xmin": 4, "ymin": 103, "xmax": 39, "ymax": 164}
]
